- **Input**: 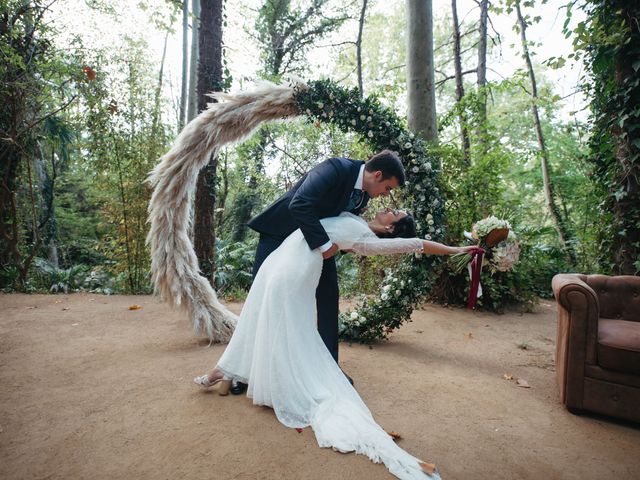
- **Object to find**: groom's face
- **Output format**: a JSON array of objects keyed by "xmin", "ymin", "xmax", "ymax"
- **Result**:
[{"xmin": 365, "ymin": 171, "xmax": 399, "ymax": 198}]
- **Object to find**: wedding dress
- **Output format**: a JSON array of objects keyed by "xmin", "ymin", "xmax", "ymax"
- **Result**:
[{"xmin": 216, "ymin": 213, "xmax": 440, "ymax": 479}]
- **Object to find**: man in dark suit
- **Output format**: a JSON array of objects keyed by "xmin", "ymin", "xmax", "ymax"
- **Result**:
[{"xmin": 230, "ymin": 150, "xmax": 405, "ymax": 394}]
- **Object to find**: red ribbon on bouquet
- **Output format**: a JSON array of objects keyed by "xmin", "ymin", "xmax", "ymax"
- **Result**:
[{"xmin": 467, "ymin": 247, "xmax": 486, "ymax": 310}]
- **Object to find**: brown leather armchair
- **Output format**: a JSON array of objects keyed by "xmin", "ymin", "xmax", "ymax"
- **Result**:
[{"xmin": 552, "ymin": 273, "xmax": 640, "ymax": 422}]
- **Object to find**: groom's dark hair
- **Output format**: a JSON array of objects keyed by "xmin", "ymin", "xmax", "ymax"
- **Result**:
[{"xmin": 365, "ymin": 150, "xmax": 405, "ymax": 186}]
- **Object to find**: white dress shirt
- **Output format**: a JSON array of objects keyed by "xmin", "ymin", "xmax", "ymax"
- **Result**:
[{"xmin": 319, "ymin": 165, "xmax": 365, "ymax": 253}]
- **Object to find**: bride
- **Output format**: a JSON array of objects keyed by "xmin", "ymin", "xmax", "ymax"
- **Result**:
[{"xmin": 195, "ymin": 208, "xmax": 472, "ymax": 479}]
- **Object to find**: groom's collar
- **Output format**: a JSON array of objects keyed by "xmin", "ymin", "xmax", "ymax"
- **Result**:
[{"xmin": 354, "ymin": 164, "xmax": 365, "ymax": 190}]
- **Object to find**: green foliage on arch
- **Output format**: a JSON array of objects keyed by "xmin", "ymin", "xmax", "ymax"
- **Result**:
[{"xmin": 294, "ymin": 79, "xmax": 445, "ymax": 342}]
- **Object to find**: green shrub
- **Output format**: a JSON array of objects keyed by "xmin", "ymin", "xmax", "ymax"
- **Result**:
[
  {"xmin": 214, "ymin": 238, "xmax": 257, "ymax": 298},
  {"xmin": 31, "ymin": 258, "xmax": 89, "ymax": 293}
]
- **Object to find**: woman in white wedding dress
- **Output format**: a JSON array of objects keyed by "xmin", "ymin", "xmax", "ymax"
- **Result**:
[{"xmin": 195, "ymin": 209, "xmax": 472, "ymax": 479}]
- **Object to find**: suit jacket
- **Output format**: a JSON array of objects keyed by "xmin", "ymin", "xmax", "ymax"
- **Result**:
[{"xmin": 248, "ymin": 157, "xmax": 366, "ymax": 250}]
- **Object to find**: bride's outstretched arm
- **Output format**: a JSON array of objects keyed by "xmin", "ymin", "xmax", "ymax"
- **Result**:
[
  {"xmin": 421, "ymin": 241, "xmax": 474, "ymax": 255},
  {"xmin": 350, "ymin": 236, "xmax": 475, "ymax": 256}
]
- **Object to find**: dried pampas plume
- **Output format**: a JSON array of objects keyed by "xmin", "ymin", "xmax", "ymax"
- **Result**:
[{"xmin": 147, "ymin": 80, "xmax": 307, "ymax": 342}]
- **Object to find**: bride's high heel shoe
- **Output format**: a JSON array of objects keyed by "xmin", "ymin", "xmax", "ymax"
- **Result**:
[{"xmin": 193, "ymin": 375, "xmax": 232, "ymax": 396}]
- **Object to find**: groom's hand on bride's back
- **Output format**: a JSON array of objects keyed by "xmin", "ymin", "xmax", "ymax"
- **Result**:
[{"xmin": 321, "ymin": 243, "xmax": 339, "ymax": 259}]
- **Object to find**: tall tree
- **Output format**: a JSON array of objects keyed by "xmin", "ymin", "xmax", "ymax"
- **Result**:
[
  {"xmin": 476, "ymin": 0, "xmax": 489, "ymax": 151},
  {"xmin": 179, "ymin": 0, "xmax": 189, "ymax": 129},
  {"xmin": 187, "ymin": 0, "xmax": 200, "ymax": 122},
  {"xmin": 0, "ymin": 1, "xmax": 80, "ymax": 286},
  {"xmin": 356, "ymin": 0, "xmax": 369, "ymax": 97},
  {"xmin": 451, "ymin": 0, "xmax": 471, "ymax": 164},
  {"xmin": 513, "ymin": 0, "xmax": 575, "ymax": 263},
  {"xmin": 254, "ymin": 0, "xmax": 348, "ymax": 78},
  {"xmin": 230, "ymin": 0, "xmax": 348, "ymax": 242},
  {"xmin": 193, "ymin": 0, "xmax": 224, "ymax": 283},
  {"xmin": 406, "ymin": 0, "xmax": 437, "ymax": 140},
  {"xmin": 572, "ymin": 0, "xmax": 640, "ymax": 274}
]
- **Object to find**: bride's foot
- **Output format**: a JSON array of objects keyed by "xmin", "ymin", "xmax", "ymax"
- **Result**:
[{"xmin": 193, "ymin": 370, "xmax": 231, "ymax": 396}]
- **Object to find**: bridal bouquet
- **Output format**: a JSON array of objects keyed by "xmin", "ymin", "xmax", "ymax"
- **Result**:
[
  {"xmin": 450, "ymin": 216, "xmax": 520, "ymax": 274},
  {"xmin": 449, "ymin": 216, "xmax": 520, "ymax": 309}
]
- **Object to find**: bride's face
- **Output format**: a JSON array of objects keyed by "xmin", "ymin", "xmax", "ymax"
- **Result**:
[{"xmin": 374, "ymin": 207, "xmax": 407, "ymax": 227}]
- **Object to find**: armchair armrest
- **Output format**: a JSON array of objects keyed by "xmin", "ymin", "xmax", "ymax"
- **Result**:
[
  {"xmin": 552, "ymin": 274, "xmax": 599, "ymax": 314},
  {"xmin": 552, "ymin": 274, "xmax": 601, "ymax": 406}
]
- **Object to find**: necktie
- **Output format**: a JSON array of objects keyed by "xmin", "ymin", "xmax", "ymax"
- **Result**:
[{"xmin": 347, "ymin": 189, "xmax": 365, "ymax": 212}]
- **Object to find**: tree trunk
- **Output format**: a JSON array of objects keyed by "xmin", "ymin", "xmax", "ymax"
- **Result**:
[
  {"xmin": 34, "ymin": 142, "xmax": 58, "ymax": 267},
  {"xmin": 356, "ymin": 0, "xmax": 368, "ymax": 98},
  {"xmin": 233, "ymin": 1, "xmax": 348, "ymax": 241},
  {"xmin": 152, "ymin": 30, "xmax": 170, "ymax": 136},
  {"xmin": 216, "ymin": 150, "xmax": 229, "ymax": 230},
  {"xmin": 187, "ymin": 0, "xmax": 200, "ymax": 122},
  {"xmin": 193, "ymin": 0, "xmax": 223, "ymax": 284},
  {"xmin": 406, "ymin": 0, "xmax": 437, "ymax": 141},
  {"xmin": 609, "ymin": 0, "xmax": 640, "ymax": 274},
  {"xmin": 476, "ymin": 0, "xmax": 489, "ymax": 152},
  {"xmin": 515, "ymin": 0, "xmax": 575, "ymax": 264},
  {"xmin": 451, "ymin": 0, "xmax": 470, "ymax": 165},
  {"xmin": 179, "ymin": 0, "xmax": 189, "ymax": 130}
]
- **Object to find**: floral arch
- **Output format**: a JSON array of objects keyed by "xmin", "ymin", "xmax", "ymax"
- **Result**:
[{"xmin": 147, "ymin": 79, "xmax": 445, "ymax": 343}]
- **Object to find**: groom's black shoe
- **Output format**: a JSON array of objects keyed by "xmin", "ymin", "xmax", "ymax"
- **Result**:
[
  {"xmin": 341, "ymin": 368, "xmax": 354, "ymax": 386},
  {"xmin": 230, "ymin": 381, "xmax": 248, "ymax": 395}
]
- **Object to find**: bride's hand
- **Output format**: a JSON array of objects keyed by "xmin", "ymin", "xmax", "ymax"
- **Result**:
[{"xmin": 457, "ymin": 245, "xmax": 478, "ymax": 254}]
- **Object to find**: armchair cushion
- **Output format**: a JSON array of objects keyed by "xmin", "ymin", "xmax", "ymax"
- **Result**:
[{"xmin": 598, "ymin": 319, "xmax": 640, "ymax": 375}]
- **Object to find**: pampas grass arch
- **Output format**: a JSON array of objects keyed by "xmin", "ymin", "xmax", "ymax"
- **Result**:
[{"xmin": 147, "ymin": 79, "xmax": 444, "ymax": 343}]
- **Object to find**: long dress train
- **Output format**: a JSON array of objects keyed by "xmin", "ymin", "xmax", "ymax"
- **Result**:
[{"xmin": 215, "ymin": 213, "xmax": 441, "ymax": 480}]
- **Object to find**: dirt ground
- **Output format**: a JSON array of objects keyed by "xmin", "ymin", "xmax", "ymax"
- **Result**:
[{"xmin": 1, "ymin": 293, "xmax": 639, "ymax": 480}]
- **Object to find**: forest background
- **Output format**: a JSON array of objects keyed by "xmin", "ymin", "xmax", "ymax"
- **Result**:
[{"xmin": 2, "ymin": 0, "xmax": 639, "ymax": 333}]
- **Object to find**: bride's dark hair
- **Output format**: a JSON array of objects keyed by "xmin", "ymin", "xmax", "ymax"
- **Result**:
[{"xmin": 375, "ymin": 214, "xmax": 417, "ymax": 239}]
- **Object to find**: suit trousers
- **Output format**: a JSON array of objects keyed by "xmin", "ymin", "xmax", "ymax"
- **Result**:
[{"xmin": 253, "ymin": 233, "xmax": 340, "ymax": 363}]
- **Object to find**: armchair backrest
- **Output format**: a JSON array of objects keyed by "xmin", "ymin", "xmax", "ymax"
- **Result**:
[{"xmin": 582, "ymin": 274, "xmax": 640, "ymax": 322}]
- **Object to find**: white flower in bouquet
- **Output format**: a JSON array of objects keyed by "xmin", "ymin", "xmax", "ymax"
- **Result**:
[
  {"xmin": 488, "ymin": 231, "xmax": 520, "ymax": 272},
  {"xmin": 472, "ymin": 215, "xmax": 511, "ymax": 240},
  {"xmin": 450, "ymin": 216, "xmax": 519, "ymax": 274}
]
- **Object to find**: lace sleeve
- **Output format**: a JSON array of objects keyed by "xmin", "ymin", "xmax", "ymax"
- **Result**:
[{"xmin": 351, "ymin": 235, "xmax": 423, "ymax": 256}]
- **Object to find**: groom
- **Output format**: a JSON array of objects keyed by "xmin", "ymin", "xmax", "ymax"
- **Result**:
[{"xmin": 227, "ymin": 150, "xmax": 404, "ymax": 394}]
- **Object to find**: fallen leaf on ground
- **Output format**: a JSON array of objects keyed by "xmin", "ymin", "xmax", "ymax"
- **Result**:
[
  {"xmin": 387, "ymin": 431, "xmax": 402, "ymax": 440},
  {"xmin": 128, "ymin": 305, "xmax": 142, "ymax": 310},
  {"xmin": 420, "ymin": 462, "xmax": 437, "ymax": 475},
  {"xmin": 516, "ymin": 378, "xmax": 531, "ymax": 388},
  {"xmin": 503, "ymin": 373, "xmax": 513, "ymax": 380},
  {"xmin": 464, "ymin": 332, "xmax": 474, "ymax": 340},
  {"xmin": 295, "ymin": 428, "xmax": 303, "ymax": 433}
]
